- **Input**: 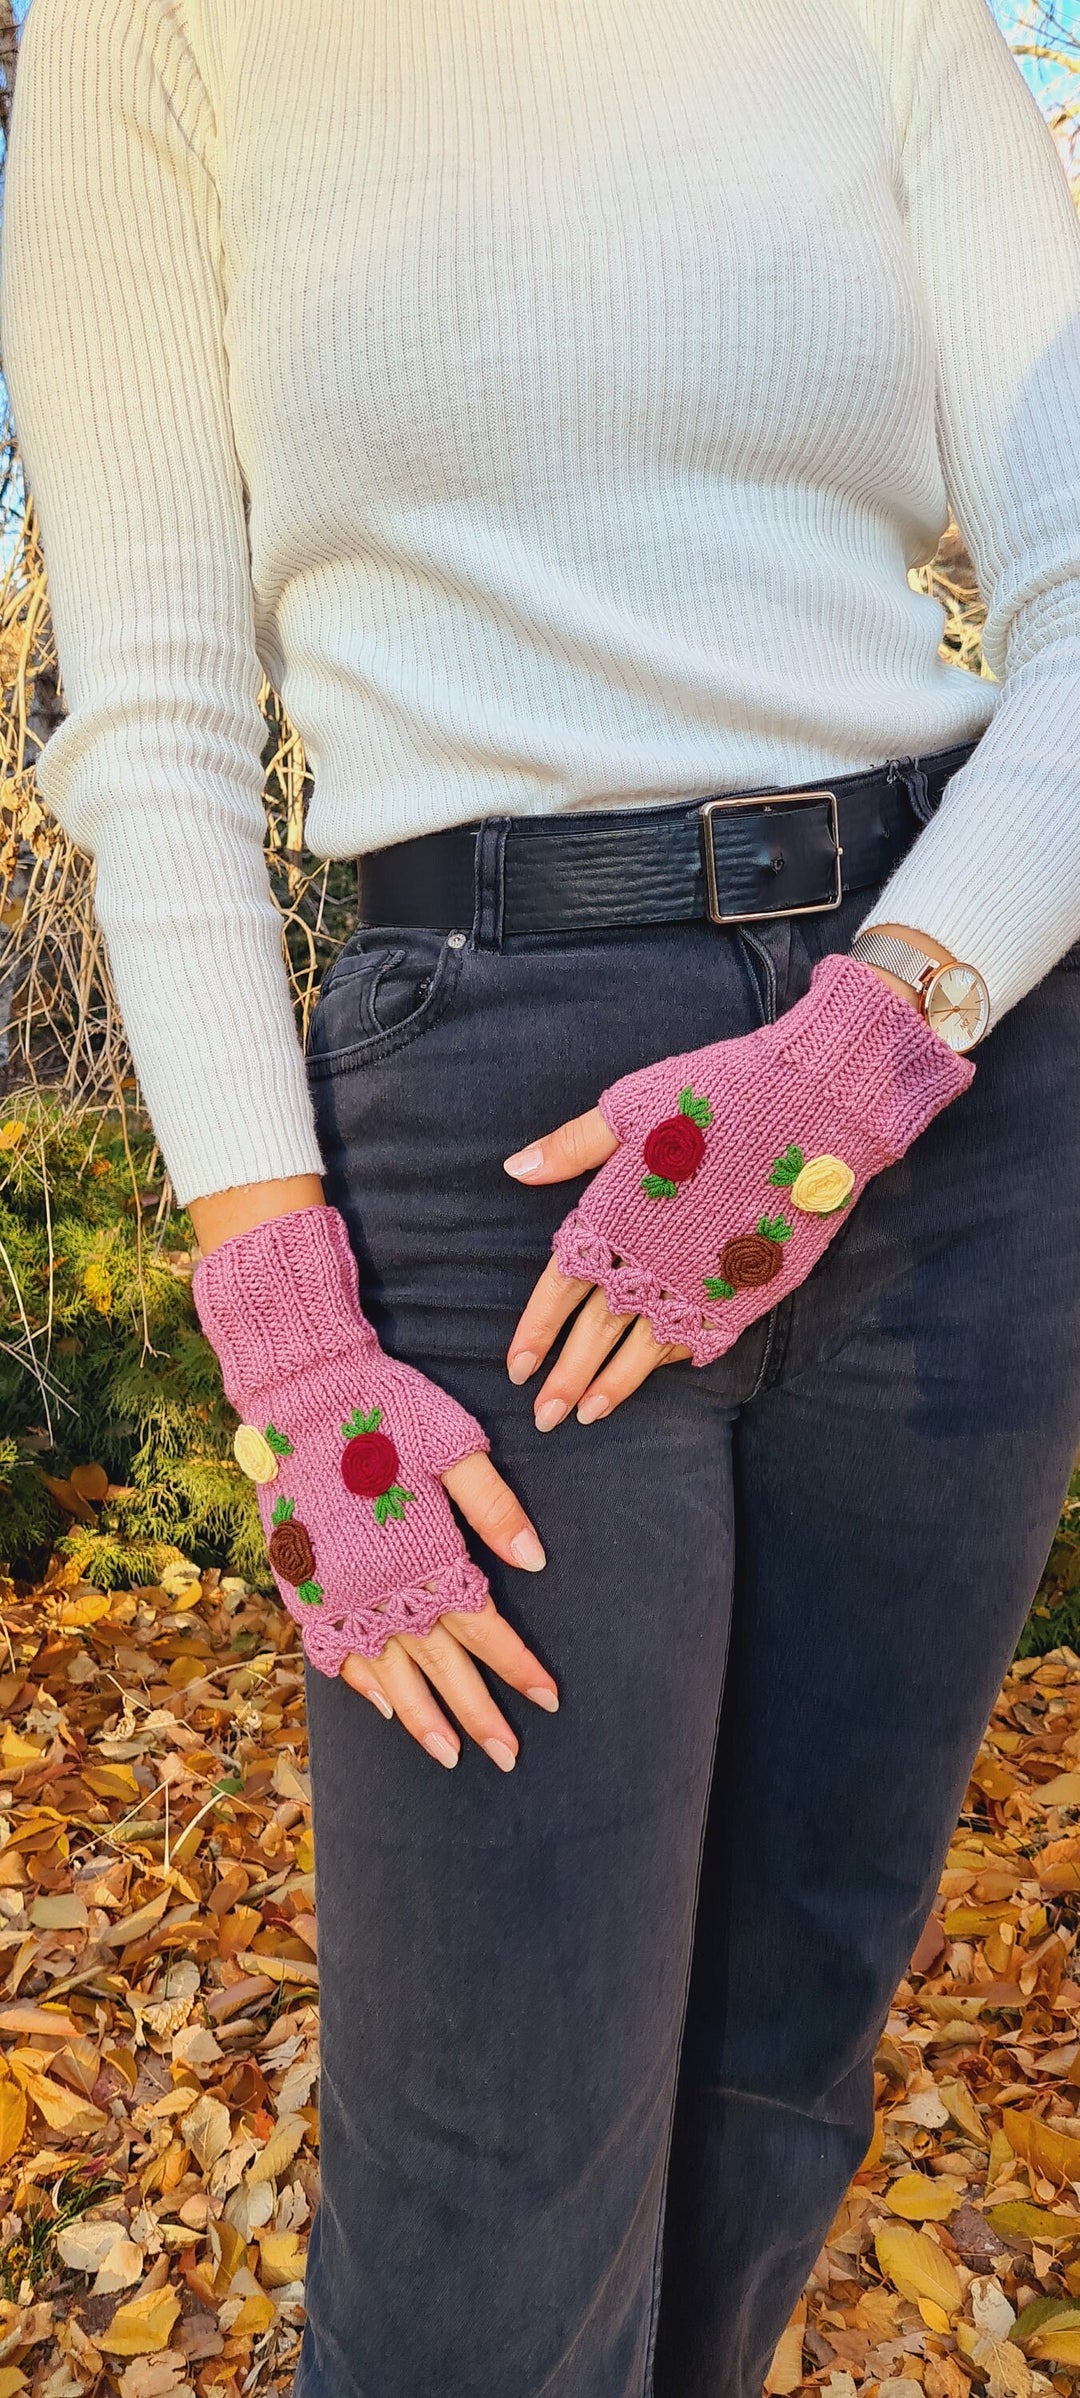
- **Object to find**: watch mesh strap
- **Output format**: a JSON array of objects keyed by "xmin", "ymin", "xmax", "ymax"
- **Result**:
[{"xmin": 850, "ymin": 930, "xmax": 941, "ymax": 986}]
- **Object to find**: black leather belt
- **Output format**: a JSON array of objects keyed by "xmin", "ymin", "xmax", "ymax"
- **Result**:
[{"xmin": 355, "ymin": 739, "xmax": 980, "ymax": 935}]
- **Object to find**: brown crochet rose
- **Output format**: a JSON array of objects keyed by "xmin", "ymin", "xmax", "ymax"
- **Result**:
[
  {"xmin": 719, "ymin": 1230, "xmax": 785, "ymax": 1290},
  {"xmin": 704, "ymin": 1214, "xmax": 793, "ymax": 1305},
  {"xmin": 268, "ymin": 1511, "xmax": 317, "ymax": 1587}
]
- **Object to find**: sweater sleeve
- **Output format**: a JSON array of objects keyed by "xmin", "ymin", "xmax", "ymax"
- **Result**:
[
  {"xmin": 0, "ymin": 0, "xmax": 326, "ymax": 1204},
  {"xmin": 860, "ymin": 0, "xmax": 1080, "ymax": 1022}
]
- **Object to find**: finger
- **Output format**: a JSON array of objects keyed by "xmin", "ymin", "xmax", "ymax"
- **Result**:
[
  {"xmin": 574, "ymin": 1321, "xmax": 691, "ymax": 1424},
  {"xmin": 503, "ymin": 1106, "xmax": 617, "ymax": 1185},
  {"xmin": 442, "ymin": 1451, "xmax": 546, "ymax": 1572},
  {"xmin": 442, "ymin": 1593, "xmax": 559, "ymax": 1712},
  {"xmin": 398, "ymin": 1619, "xmax": 521, "ymax": 1771},
  {"xmin": 337, "ymin": 1659, "xmax": 396, "ymax": 1723},
  {"xmin": 506, "ymin": 1252, "xmax": 595, "ymax": 1382},
  {"xmin": 342, "ymin": 1643, "xmax": 463, "ymax": 1770},
  {"xmin": 530, "ymin": 1283, "xmax": 637, "ymax": 1428}
]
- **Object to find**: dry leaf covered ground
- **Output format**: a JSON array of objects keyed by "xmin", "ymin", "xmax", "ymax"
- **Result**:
[
  {"xmin": 0, "ymin": 1562, "xmax": 1078, "ymax": 2395},
  {"xmin": 0, "ymin": 1556, "xmax": 313, "ymax": 2396},
  {"xmin": 771, "ymin": 1647, "xmax": 1080, "ymax": 2398}
]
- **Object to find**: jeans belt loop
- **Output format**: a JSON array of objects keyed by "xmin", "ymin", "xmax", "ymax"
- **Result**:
[{"xmin": 472, "ymin": 818, "xmax": 511, "ymax": 950}]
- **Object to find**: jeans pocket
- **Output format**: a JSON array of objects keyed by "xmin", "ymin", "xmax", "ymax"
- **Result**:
[{"xmin": 305, "ymin": 927, "xmax": 465, "ymax": 1079}]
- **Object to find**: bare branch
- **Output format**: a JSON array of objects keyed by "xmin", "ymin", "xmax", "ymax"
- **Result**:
[{"xmin": 0, "ymin": 0, "xmax": 18, "ymax": 153}]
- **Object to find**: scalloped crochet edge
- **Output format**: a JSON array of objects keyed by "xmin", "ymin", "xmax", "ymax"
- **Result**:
[
  {"xmin": 292, "ymin": 1555, "xmax": 490, "ymax": 1678},
  {"xmin": 553, "ymin": 1210, "xmax": 727, "ymax": 1368}
]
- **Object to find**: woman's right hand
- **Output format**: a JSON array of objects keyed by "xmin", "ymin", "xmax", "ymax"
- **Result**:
[
  {"xmin": 341, "ymin": 1448, "xmax": 558, "ymax": 1772},
  {"xmin": 191, "ymin": 1198, "xmax": 557, "ymax": 1770}
]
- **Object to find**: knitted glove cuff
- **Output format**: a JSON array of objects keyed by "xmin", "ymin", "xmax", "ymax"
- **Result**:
[
  {"xmin": 192, "ymin": 1205, "xmax": 376, "ymax": 1405},
  {"xmin": 770, "ymin": 954, "xmax": 974, "ymax": 1152}
]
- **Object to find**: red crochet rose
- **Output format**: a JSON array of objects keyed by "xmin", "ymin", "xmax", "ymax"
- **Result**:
[
  {"xmin": 643, "ymin": 1114, "xmax": 705, "ymax": 1183},
  {"xmin": 339, "ymin": 1405, "xmax": 419, "ymax": 1528},
  {"xmin": 341, "ymin": 1419, "xmax": 400, "ymax": 1497},
  {"xmin": 640, "ymin": 1085, "xmax": 713, "ymax": 1199}
]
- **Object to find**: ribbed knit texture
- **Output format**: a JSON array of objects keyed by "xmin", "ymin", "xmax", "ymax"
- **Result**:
[
  {"xmin": 192, "ymin": 1206, "xmax": 490, "ymax": 1673},
  {"xmin": 554, "ymin": 956, "xmax": 973, "ymax": 1365},
  {"xmin": 1, "ymin": 0, "xmax": 1078, "ymax": 1204}
]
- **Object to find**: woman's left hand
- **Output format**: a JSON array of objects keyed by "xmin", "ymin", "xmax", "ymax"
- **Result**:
[
  {"xmin": 502, "ymin": 1108, "xmax": 693, "ymax": 1428},
  {"xmin": 501, "ymin": 951, "xmax": 977, "ymax": 1429}
]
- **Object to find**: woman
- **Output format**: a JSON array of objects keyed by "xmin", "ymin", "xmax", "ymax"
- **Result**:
[{"xmin": 3, "ymin": 0, "xmax": 1079, "ymax": 2389}]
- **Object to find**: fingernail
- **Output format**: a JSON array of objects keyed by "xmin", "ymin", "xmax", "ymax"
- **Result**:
[
  {"xmin": 503, "ymin": 1146, "xmax": 544, "ymax": 1178},
  {"xmin": 484, "ymin": 1739, "xmax": 518, "ymax": 1773},
  {"xmin": 534, "ymin": 1398, "xmax": 568, "ymax": 1432},
  {"xmin": 364, "ymin": 1690, "xmax": 394, "ymax": 1720},
  {"xmin": 507, "ymin": 1349, "xmax": 538, "ymax": 1386},
  {"xmin": 510, "ymin": 1526, "xmax": 547, "ymax": 1571},
  {"xmin": 576, "ymin": 1393, "xmax": 610, "ymax": 1425},
  {"xmin": 424, "ymin": 1733, "xmax": 460, "ymax": 1770},
  {"xmin": 527, "ymin": 1686, "xmax": 560, "ymax": 1713}
]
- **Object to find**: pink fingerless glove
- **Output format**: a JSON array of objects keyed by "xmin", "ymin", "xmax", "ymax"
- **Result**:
[
  {"xmin": 192, "ymin": 1206, "xmax": 490, "ymax": 1677},
  {"xmin": 553, "ymin": 953, "xmax": 974, "ymax": 1368}
]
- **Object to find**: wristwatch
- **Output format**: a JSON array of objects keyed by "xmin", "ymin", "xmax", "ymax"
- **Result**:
[{"xmin": 849, "ymin": 929, "xmax": 991, "ymax": 1054}]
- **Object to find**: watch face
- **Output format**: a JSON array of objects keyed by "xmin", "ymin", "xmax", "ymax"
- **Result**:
[{"xmin": 924, "ymin": 963, "xmax": 991, "ymax": 1052}]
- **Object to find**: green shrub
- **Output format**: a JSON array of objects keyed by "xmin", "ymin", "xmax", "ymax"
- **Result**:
[
  {"xmin": 0, "ymin": 1090, "xmax": 265, "ymax": 1586},
  {"xmin": 1016, "ymin": 1469, "xmax": 1080, "ymax": 1661}
]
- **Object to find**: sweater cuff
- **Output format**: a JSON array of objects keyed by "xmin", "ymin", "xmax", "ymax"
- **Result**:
[
  {"xmin": 192, "ymin": 1204, "xmax": 375, "ymax": 1405},
  {"xmin": 775, "ymin": 953, "xmax": 974, "ymax": 1155}
]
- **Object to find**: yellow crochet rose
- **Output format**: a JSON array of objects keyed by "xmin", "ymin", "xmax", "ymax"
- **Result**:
[
  {"xmin": 233, "ymin": 1421, "xmax": 292, "ymax": 1483},
  {"xmin": 790, "ymin": 1154, "xmax": 855, "ymax": 1215}
]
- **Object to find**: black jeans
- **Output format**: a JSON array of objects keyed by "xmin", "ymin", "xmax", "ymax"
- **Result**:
[{"xmin": 294, "ymin": 815, "xmax": 1080, "ymax": 2398}]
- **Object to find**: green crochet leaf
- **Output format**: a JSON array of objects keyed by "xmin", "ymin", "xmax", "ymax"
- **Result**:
[
  {"xmin": 271, "ymin": 1495, "xmax": 295, "ymax": 1526},
  {"xmin": 703, "ymin": 1276, "xmax": 735, "ymax": 1300},
  {"xmin": 372, "ymin": 1484, "xmax": 416, "ymax": 1527},
  {"xmin": 296, "ymin": 1580, "xmax": 323, "ymax": 1607},
  {"xmin": 641, "ymin": 1173, "xmax": 679, "ymax": 1199},
  {"xmin": 263, "ymin": 1423, "xmax": 294, "ymax": 1456},
  {"xmin": 678, "ymin": 1086, "xmax": 714, "ymax": 1129},
  {"xmin": 342, "ymin": 1405, "xmax": 382, "ymax": 1439},
  {"xmin": 768, "ymin": 1144, "xmax": 804, "ymax": 1187},
  {"xmin": 756, "ymin": 1213, "xmax": 793, "ymax": 1244}
]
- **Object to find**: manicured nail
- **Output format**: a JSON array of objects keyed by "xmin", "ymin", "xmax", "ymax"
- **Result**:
[
  {"xmin": 576, "ymin": 1394, "xmax": 610, "ymax": 1425},
  {"xmin": 507, "ymin": 1349, "xmax": 538, "ymax": 1385},
  {"xmin": 363, "ymin": 1689, "xmax": 394, "ymax": 1720},
  {"xmin": 424, "ymin": 1732, "xmax": 460, "ymax": 1770},
  {"xmin": 534, "ymin": 1398, "xmax": 568, "ymax": 1432},
  {"xmin": 527, "ymin": 1686, "xmax": 560, "ymax": 1713},
  {"xmin": 483, "ymin": 1739, "xmax": 517, "ymax": 1773},
  {"xmin": 503, "ymin": 1146, "xmax": 544, "ymax": 1178},
  {"xmin": 510, "ymin": 1526, "xmax": 547, "ymax": 1571}
]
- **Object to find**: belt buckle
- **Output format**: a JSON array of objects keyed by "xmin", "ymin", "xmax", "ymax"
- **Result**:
[{"xmin": 699, "ymin": 788, "xmax": 843, "ymax": 927}]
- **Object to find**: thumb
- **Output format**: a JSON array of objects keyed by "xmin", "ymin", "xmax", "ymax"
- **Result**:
[{"xmin": 503, "ymin": 1106, "xmax": 619, "ymax": 1185}]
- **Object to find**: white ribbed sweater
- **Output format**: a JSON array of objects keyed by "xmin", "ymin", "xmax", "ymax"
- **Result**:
[{"xmin": 2, "ymin": 0, "xmax": 1079, "ymax": 1205}]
